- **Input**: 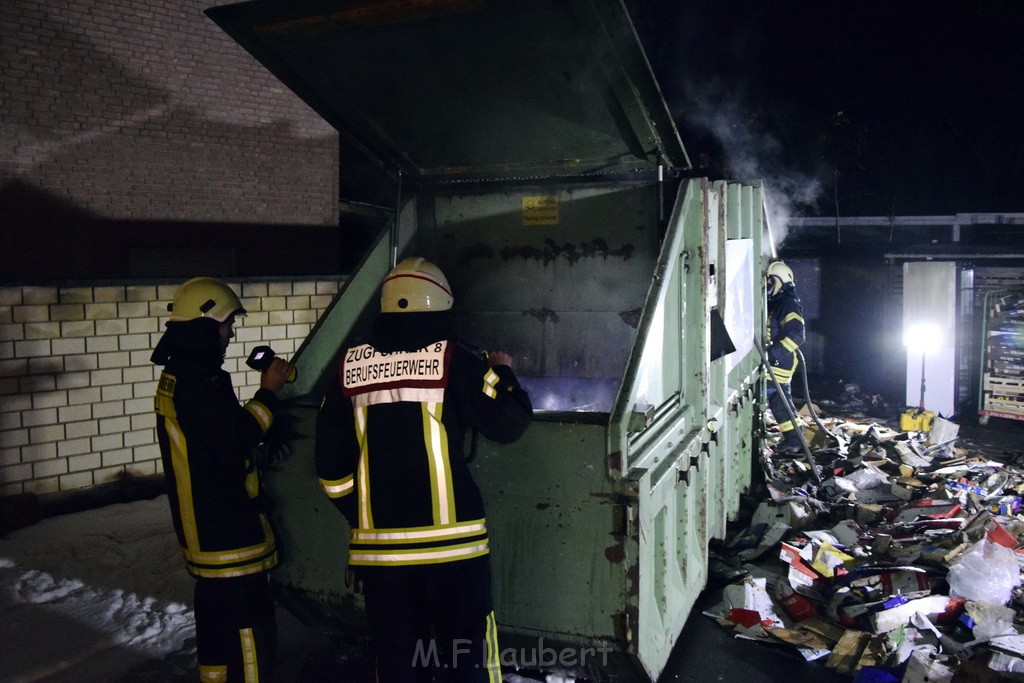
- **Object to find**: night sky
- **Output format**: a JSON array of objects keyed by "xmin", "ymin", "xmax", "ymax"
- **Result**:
[{"xmin": 627, "ymin": 1, "xmax": 1024, "ymax": 218}]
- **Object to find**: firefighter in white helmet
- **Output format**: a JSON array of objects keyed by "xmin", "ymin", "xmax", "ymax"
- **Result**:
[
  {"xmin": 765, "ymin": 261, "xmax": 806, "ymax": 454},
  {"xmin": 315, "ymin": 257, "xmax": 533, "ymax": 681},
  {"xmin": 151, "ymin": 276, "xmax": 294, "ymax": 682}
]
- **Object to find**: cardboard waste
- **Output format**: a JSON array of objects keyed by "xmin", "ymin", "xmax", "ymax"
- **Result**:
[{"xmin": 705, "ymin": 400, "xmax": 1024, "ymax": 681}]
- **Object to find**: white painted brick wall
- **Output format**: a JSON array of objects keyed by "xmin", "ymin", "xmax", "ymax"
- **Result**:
[{"xmin": 0, "ymin": 279, "xmax": 343, "ymax": 496}]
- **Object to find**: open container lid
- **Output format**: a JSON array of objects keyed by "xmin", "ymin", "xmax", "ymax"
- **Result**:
[{"xmin": 207, "ymin": 0, "xmax": 690, "ymax": 183}]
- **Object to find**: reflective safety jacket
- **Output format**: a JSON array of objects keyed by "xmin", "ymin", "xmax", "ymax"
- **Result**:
[
  {"xmin": 315, "ymin": 325, "xmax": 532, "ymax": 568},
  {"xmin": 767, "ymin": 282, "xmax": 805, "ymax": 384},
  {"xmin": 155, "ymin": 360, "xmax": 278, "ymax": 579}
]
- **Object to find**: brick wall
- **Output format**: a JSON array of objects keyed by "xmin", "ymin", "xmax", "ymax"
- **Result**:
[
  {"xmin": 0, "ymin": 1, "xmax": 348, "ymax": 496},
  {"xmin": 0, "ymin": 0, "xmax": 338, "ymax": 225},
  {"xmin": 0, "ymin": 279, "xmax": 343, "ymax": 496}
]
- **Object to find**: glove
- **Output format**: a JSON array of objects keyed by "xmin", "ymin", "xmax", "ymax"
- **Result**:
[
  {"xmin": 254, "ymin": 441, "xmax": 291, "ymax": 471},
  {"xmin": 255, "ymin": 413, "xmax": 299, "ymax": 470},
  {"xmin": 767, "ymin": 341, "xmax": 788, "ymax": 367}
]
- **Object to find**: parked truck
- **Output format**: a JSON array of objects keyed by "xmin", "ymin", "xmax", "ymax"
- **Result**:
[{"xmin": 208, "ymin": 0, "xmax": 771, "ymax": 678}]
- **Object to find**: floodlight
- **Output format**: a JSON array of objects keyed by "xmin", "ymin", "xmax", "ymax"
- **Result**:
[{"xmin": 903, "ymin": 323, "xmax": 942, "ymax": 354}]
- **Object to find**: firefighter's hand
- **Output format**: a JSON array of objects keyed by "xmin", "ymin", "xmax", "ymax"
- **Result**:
[
  {"xmin": 260, "ymin": 357, "xmax": 294, "ymax": 394},
  {"xmin": 487, "ymin": 351, "xmax": 513, "ymax": 368},
  {"xmin": 254, "ymin": 441, "xmax": 291, "ymax": 471},
  {"xmin": 255, "ymin": 413, "xmax": 298, "ymax": 470}
]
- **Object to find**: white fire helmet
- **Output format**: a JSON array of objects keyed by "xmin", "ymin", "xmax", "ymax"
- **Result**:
[
  {"xmin": 380, "ymin": 257, "xmax": 454, "ymax": 313},
  {"xmin": 167, "ymin": 277, "xmax": 246, "ymax": 323},
  {"xmin": 766, "ymin": 261, "xmax": 794, "ymax": 297}
]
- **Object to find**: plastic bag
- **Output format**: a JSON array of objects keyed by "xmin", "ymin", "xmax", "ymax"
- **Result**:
[
  {"xmin": 845, "ymin": 466, "xmax": 889, "ymax": 490},
  {"xmin": 964, "ymin": 600, "xmax": 1016, "ymax": 641},
  {"xmin": 947, "ymin": 538, "xmax": 1021, "ymax": 606}
]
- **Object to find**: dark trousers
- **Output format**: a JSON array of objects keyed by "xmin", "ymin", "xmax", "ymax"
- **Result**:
[
  {"xmin": 359, "ymin": 555, "xmax": 501, "ymax": 683},
  {"xmin": 767, "ymin": 381, "xmax": 801, "ymax": 447},
  {"xmin": 194, "ymin": 573, "xmax": 277, "ymax": 682}
]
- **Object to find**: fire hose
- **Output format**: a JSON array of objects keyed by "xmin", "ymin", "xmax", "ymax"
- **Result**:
[
  {"xmin": 796, "ymin": 347, "xmax": 842, "ymax": 446},
  {"xmin": 754, "ymin": 337, "xmax": 823, "ymax": 485}
]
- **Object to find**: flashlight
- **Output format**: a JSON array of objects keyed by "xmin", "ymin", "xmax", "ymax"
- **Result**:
[{"xmin": 246, "ymin": 345, "xmax": 296, "ymax": 383}]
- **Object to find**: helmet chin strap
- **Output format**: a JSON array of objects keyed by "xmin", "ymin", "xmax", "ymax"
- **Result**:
[{"xmin": 767, "ymin": 276, "xmax": 782, "ymax": 297}]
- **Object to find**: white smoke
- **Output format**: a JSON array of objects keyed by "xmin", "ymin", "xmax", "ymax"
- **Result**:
[{"xmin": 675, "ymin": 79, "xmax": 822, "ymax": 252}]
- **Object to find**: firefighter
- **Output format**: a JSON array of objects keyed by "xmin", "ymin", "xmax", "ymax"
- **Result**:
[
  {"xmin": 151, "ymin": 276, "xmax": 294, "ymax": 682},
  {"xmin": 765, "ymin": 260, "xmax": 806, "ymax": 454},
  {"xmin": 315, "ymin": 257, "xmax": 533, "ymax": 682}
]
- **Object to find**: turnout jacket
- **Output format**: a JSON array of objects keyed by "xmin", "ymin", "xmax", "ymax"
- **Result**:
[
  {"xmin": 766, "ymin": 282, "xmax": 805, "ymax": 384},
  {"xmin": 315, "ymin": 312, "xmax": 532, "ymax": 568},
  {"xmin": 155, "ymin": 357, "xmax": 279, "ymax": 579}
]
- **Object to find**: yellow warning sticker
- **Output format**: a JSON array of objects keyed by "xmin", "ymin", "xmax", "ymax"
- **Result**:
[{"xmin": 522, "ymin": 195, "xmax": 559, "ymax": 225}]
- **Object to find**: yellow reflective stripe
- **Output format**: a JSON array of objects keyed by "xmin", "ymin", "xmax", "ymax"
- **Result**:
[
  {"xmin": 163, "ymin": 413, "xmax": 200, "ymax": 551},
  {"xmin": 244, "ymin": 400, "xmax": 273, "ymax": 433},
  {"xmin": 200, "ymin": 665, "xmax": 227, "ymax": 682},
  {"xmin": 188, "ymin": 554, "xmax": 277, "ymax": 578},
  {"xmin": 320, "ymin": 475, "xmax": 354, "ymax": 498},
  {"xmin": 353, "ymin": 386, "xmax": 445, "ymax": 407},
  {"xmin": 482, "ymin": 369, "xmax": 499, "ymax": 399},
  {"xmin": 781, "ymin": 337, "xmax": 799, "ymax": 352},
  {"xmin": 355, "ymin": 406, "xmax": 373, "ymax": 529},
  {"xmin": 778, "ymin": 313, "xmax": 802, "ymax": 327},
  {"xmin": 259, "ymin": 515, "xmax": 274, "ymax": 548},
  {"xmin": 423, "ymin": 402, "xmax": 455, "ymax": 526},
  {"xmin": 485, "ymin": 611, "xmax": 501, "ymax": 683},
  {"xmin": 351, "ymin": 520, "xmax": 486, "ymax": 543},
  {"xmin": 185, "ymin": 538, "xmax": 276, "ymax": 566},
  {"xmin": 240, "ymin": 627, "xmax": 259, "ymax": 683},
  {"xmin": 349, "ymin": 540, "xmax": 489, "ymax": 566},
  {"xmin": 245, "ymin": 467, "xmax": 259, "ymax": 498},
  {"xmin": 157, "ymin": 374, "xmax": 200, "ymax": 551},
  {"xmin": 778, "ymin": 420, "xmax": 796, "ymax": 432}
]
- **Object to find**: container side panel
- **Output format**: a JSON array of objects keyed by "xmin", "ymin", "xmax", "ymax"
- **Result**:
[
  {"xmin": 470, "ymin": 420, "xmax": 632, "ymax": 642},
  {"xmin": 635, "ymin": 433, "xmax": 707, "ymax": 679},
  {"xmin": 266, "ymin": 404, "xmax": 361, "ymax": 619},
  {"xmin": 611, "ymin": 179, "xmax": 707, "ymax": 473},
  {"xmin": 616, "ymin": 179, "xmax": 765, "ymax": 681}
]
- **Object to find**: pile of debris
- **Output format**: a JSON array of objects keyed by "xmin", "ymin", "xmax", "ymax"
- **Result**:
[{"xmin": 707, "ymin": 408, "xmax": 1024, "ymax": 681}]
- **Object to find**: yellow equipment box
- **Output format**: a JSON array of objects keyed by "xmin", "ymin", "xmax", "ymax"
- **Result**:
[{"xmin": 900, "ymin": 409, "xmax": 936, "ymax": 432}]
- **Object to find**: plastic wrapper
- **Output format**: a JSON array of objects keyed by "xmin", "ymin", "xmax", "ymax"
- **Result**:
[
  {"xmin": 947, "ymin": 538, "xmax": 1021, "ymax": 606},
  {"xmin": 963, "ymin": 600, "xmax": 1017, "ymax": 641},
  {"xmin": 988, "ymin": 496, "xmax": 1022, "ymax": 515}
]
